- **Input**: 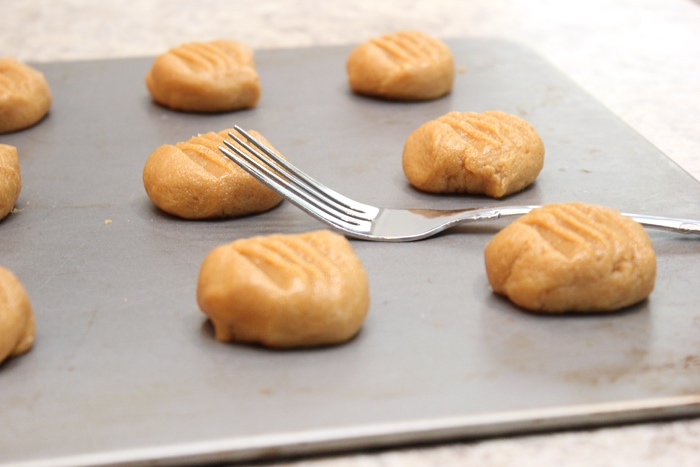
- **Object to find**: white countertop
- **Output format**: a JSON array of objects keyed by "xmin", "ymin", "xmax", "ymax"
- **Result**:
[{"xmin": 2, "ymin": 0, "xmax": 699, "ymax": 465}]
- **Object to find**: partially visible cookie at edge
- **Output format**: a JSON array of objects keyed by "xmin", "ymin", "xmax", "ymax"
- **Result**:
[
  {"xmin": 484, "ymin": 202, "xmax": 656, "ymax": 313},
  {"xmin": 142, "ymin": 128, "xmax": 283, "ymax": 219},
  {"xmin": 197, "ymin": 230, "xmax": 371, "ymax": 349},
  {"xmin": 145, "ymin": 39, "xmax": 261, "ymax": 113},
  {"xmin": 402, "ymin": 110, "xmax": 545, "ymax": 198},
  {"xmin": 0, "ymin": 144, "xmax": 21, "ymax": 221},
  {"xmin": 0, "ymin": 265, "xmax": 35, "ymax": 365},
  {"xmin": 346, "ymin": 30, "xmax": 454, "ymax": 101},
  {"xmin": 0, "ymin": 58, "xmax": 52, "ymax": 134}
]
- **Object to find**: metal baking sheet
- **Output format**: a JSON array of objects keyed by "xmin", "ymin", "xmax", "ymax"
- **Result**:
[{"xmin": 1, "ymin": 39, "xmax": 700, "ymax": 467}]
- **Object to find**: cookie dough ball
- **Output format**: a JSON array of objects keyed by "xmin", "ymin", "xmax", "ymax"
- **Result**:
[
  {"xmin": 145, "ymin": 39, "xmax": 261, "ymax": 112},
  {"xmin": 484, "ymin": 203, "xmax": 656, "ymax": 313},
  {"xmin": 346, "ymin": 30, "xmax": 454, "ymax": 101},
  {"xmin": 197, "ymin": 230, "xmax": 370, "ymax": 348},
  {"xmin": 143, "ymin": 128, "xmax": 283, "ymax": 219},
  {"xmin": 0, "ymin": 144, "xmax": 21, "ymax": 221},
  {"xmin": 0, "ymin": 58, "xmax": 52, "ymax": 134},
  {"xmin": 403, "ymin": 110, "xmax": 545, "ymax": 198},
  {"xmin": 0, "ymin": 266, "xmax": 35, "ymax": 364}
]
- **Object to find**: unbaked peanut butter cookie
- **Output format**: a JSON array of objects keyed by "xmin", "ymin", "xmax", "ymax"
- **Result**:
[
  {"xmin": 0, "ymin": 265, "xmax": 35, "ymax": 365},
  {"xmin": 0, "ymin": 144, "xmax": 21, "ymax": 221},
  {"xmin": 0, "ymin": 58, "xmax": 52, "ymax": 134},
  {"xmin": 145, "ymin": 39, "xmax": 261, "ymax": 112},
  {"xmin": 142, "ymin": 128, "xmax": 283, "ymax": 220},
  {"xmin": 484, "ymin": 202, "xmax": 656, "ymax": 313},
  {"xmin": 197, "ymin": 230, "xmax": 370, "ymax": 348},
  {"xmin": 346, "ymin": 30, "xmax": 454, "ymax": 101},
  {"xmin": 402, "ymin": 110, "xmax": 545, "ymax": 198}
]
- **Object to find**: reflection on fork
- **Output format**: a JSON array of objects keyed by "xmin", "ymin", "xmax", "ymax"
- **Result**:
[{"xmin": 218, "ymin": 126, "xmax": 700, "ymax": 242}]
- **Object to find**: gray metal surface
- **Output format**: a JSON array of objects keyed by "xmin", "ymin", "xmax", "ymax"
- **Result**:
[{"xmin": 1, "ymin": 39, "xmax": 699, "ymax": 467}]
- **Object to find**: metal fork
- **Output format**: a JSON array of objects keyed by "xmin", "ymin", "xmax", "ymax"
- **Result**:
[{"xmin": 219, "ymin": 126, "xmax": 700, "ymax": 242}]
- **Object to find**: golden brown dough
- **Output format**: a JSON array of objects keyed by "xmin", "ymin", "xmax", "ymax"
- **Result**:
[
  {"xmin": 0, "ymin": 265, "xmax": 35, "ymax": 364},
  {"xmin": 346, "ymin": 30, "xmax": 454, "ymax": 101},
  {"xmin": 142, "ymin": 129, "xmax": 283, "ymax": 219},
  {"xmin": 0, "ymin": 144, "xmax": 21, "ymax": 221},
  {"xmin": 145, "ymin": 39, "xmax": 261, "ymax": 112},
  {"xmin": 484, "ymin": 203, "xmax": 656, "ymax": 313},
  {"xmin": 197, "ymin": 230, "xmax": 370, "ymax": 348},
  {"xmin": 0, "ymin": 58, "xmax": 52, "ymax": 134},
  {"xmin": 402, "ymin": 110, "xmax": 545, "ymax": 198}
]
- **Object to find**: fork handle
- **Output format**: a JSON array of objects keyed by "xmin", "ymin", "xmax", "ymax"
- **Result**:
[{"xmin": 623, "ymin": 213, "xmax": 700, "ymax": 234}]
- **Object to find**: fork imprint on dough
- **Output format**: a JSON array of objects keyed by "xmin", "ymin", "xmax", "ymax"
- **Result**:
[
  {"xmin": 236, "ymin": 235, "xmax": 339, "ymax": 290},
  {"xmin": 439, "ymin": 111, "xmax": 509, "ymax": 151},
  {"xmin": 177, "ymin": 130, "xmax": 238, "ymax": 177},
  {"xmin": 526, "ymin": 203, "xmax": 623, "ymax": 259},
  {"xmin": 371, "ymin": 30, "xmax": 444, "ymax": 64},
  {"xmin": 171, "ymin": 41, "xmax": 245, "ymax": 74}
]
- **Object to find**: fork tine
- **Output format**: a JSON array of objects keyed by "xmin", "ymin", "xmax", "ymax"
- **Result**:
[
  {"xmin": 219, "ymin": 132, "xmax": 375, "ymax": 233},
  {"xmin": 220, "ymin": 140, "xmax": 367, "ymax": 231},
  {"xmin": 222, "ymin": 133, "xmax": 370, "ymax": 226},
  {"xmin": 230, "ymin": 126, "xmax": 377, "ymax": 219}
]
